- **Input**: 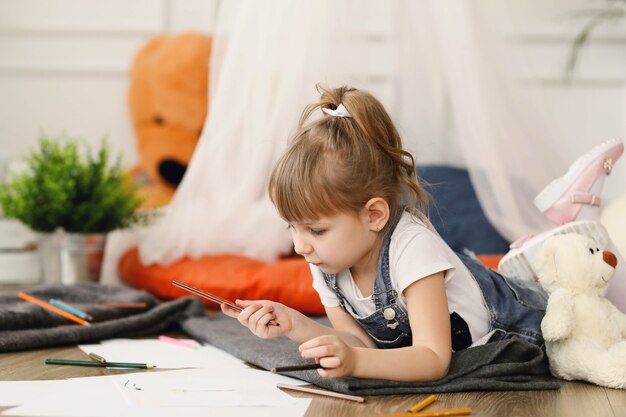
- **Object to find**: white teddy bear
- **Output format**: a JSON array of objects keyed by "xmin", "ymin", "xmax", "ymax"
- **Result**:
[{"xmin": 533, "ymin": 233, "xmax": 626, "ymax": 389}]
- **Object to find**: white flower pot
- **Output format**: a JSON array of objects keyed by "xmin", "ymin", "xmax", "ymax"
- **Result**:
[{"xmin": 39, "ymin": 231, "xmax": 107, "ymax": 284}]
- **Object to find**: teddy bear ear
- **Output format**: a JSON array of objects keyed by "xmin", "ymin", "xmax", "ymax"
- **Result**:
[{"xmin": 532, "ymin": 236, "xmax": 560, "ymax": 287}]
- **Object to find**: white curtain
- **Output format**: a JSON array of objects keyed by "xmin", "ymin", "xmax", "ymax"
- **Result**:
[
  {"xmin": 139, "ymin": 0, "xmax": 578, "ymax": 265},
  {"xmin": 424, "ymin": 1, "xmax": 563, "ymax": 239}
]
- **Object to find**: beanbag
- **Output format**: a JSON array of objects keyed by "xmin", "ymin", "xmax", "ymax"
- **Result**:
[
  {"xmin": 120, "ymin": 248, "xmax": 325, "ymax": 315},
  {"xmin": 119, "ymin": 248, "xmax": 502, "ymax": 315}
]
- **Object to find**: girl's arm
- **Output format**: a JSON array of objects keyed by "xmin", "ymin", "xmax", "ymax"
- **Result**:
[
  {"xmin": 301, "ymin": 271, "xmax": 452, "ymax": 381},
  {"xmin": 289, "ymin": 306, "xmax": 376, "ymax": 348},
  {"xmin": 222, "ymin": 300, "xmax": 376, "ymax": 348}
]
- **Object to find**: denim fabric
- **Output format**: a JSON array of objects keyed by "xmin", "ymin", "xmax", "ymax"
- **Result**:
[
  {"xmin": 323, "ymin": 212, "xmax": 413, "ymax": 348},
  {"xmin": 322, "ymin": 211, "xmax": 548, "ymax": 350},
  {"xmin": 459, "ymin": 253, "xmax": 548, "ymax": 347}
]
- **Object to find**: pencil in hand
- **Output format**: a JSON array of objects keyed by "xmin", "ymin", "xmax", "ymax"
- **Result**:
[
  {"xmin": 171, "ymin": 280, "xmax": 280, "ymax": 326},
  {"xmin": 171, "ymin": 280, "xmax": 241, "ymax": 311}
]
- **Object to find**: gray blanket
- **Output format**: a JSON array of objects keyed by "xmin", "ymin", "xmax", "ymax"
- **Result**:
[
  {"xmin": 181, "ymin": 314, "xmax": 560, "ymax": 394},
  {"xmin": 0, "ymin": 283, "xmax": 205, "ymax": 352}
]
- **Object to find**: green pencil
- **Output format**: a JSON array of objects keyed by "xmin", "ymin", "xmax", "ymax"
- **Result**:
[{"xmin": 45, "ymin": 359, "xmax": 156, "ymax": 369}]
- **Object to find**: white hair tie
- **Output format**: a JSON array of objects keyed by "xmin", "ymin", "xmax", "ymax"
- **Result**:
[{"xmin": 322, "ymin": 103, "xmax": 352, "ymax": 118}]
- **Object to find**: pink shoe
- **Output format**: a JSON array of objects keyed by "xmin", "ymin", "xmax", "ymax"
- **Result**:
[
  {"xmin": 533, "ymin": 138, "xmax": 623, "ymax": 225},
  {"xmin": 498, "ymin": 220, "xmax": 610, "ymax": 282}
]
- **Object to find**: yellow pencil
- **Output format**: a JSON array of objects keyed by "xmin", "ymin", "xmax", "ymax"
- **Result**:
[
  {"xmin": 18, "ymin": 292, "xmax": 91, "ymax": 327},
  {"xmin": 408, "ymin": 394, "xmax": 437, "ymax": 413},
  {"xmin": 412, "ymin": 408, "xmax": 472, "ymax": 417},
  {"xmin": 383, "ymin": 408, "xmax": 472, "ymax": 417}
]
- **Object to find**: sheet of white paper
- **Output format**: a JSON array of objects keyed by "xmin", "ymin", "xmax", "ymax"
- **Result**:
[
  {"xmin": 114, "ymin": 368, "xmax": 302, "ymax": 408},
  {"xmin": 0, "ymin": 377, "xmax": 129, "ymax": 417},
  {"xmin": 5, "ymin": 402, "xmax": 311, "ymax": 417},
  {"xmin": 1, "ymin": 367, "xmax": 311, "ymax": 417},
  {"xmin": 0, "ymin": 380, "xmax": 77, "ymax": 406},
  {"xmin": 78, "ymin": 339, "xmax": 244, "ymax": 369}
]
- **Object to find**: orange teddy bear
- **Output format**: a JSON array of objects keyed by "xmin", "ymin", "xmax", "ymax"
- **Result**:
[{"xmin": 128, "ymin": 32, "xmax": 212, "ymax": 208}]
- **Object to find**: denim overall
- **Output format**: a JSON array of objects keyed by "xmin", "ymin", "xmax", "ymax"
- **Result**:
[{"xmin": 322, "ymin": 212, "xmax": 548, "ymax": 351}]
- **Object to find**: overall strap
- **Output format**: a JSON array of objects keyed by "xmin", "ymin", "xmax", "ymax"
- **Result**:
[
  {"xmin": 322, "ymin": 208, "xmax": 405, "ymax": 315},
  {"xmin": 371, "ymin": 208, "xmax": 404, "ymax": 309}
]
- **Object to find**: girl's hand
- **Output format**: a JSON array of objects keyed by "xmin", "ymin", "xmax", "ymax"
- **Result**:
[
  {"xmin": 221, "ymin": 300, "xmax": 293, "ymax": 339},
  {"xmin": 299, "ymin": 335, "xmax": 356, "ymax": 378}
]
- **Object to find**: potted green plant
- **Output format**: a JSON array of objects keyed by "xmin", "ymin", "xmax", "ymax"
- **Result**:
[{"xmin": 0, "ymin": 131, "xmax": 146, "ymax": 284}]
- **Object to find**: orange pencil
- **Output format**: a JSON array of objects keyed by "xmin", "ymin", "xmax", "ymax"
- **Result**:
[
  {"xmin": 18, "ymin": 292, "xmax": 91, "ymax": 327},
  {"xmin": 412, "ymin": 408, "xmax": 472, "ymax": 417},
  {"xmin": 408, "ymin": 394, "xmax": 437, "ymax": 413},
  {"xmin": 384, "ymin": 408, "xmax": 472, "ymax": 417}
]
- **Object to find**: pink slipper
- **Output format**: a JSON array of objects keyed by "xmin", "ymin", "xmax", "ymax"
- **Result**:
[{"xmin": 533, "ymin": 138, "xmax": 623, "ymax": 225}]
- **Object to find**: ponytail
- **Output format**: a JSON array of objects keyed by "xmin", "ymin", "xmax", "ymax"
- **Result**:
[{"xmin": 269, "ymin": 85, "xmax": 429, "ymax": 226}]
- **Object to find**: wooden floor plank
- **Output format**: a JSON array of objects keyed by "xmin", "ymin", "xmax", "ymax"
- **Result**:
[
  {"xmin": 0, "ymin": 343, "xmax": 622, "ymax": 417},
  {"xmin": 606, "ymin": 387, "xmax": 626, "ymax": 417}
]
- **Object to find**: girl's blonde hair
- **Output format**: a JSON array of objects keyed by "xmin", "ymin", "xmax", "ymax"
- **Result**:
[{"xmin": 268, "ymin": 85, "xmax": 429, "ymax": 230}]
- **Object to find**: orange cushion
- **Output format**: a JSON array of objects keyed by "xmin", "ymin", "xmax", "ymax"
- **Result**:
[
  {"xmin": 119, "ymin": 248, "xmax": 504, "ymax": 317},
  {"xmin": 119, "ymin": 248, "xmax": 326, "ymax": 315},
  {"xmin": 476, "ymin": 254, "xmax": 504, "ymax": 270}
]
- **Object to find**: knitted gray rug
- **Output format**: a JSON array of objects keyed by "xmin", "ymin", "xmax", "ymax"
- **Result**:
[
  {"xmin": 181, "ymin": 314, "xmax": 560, "ymax": 395},
  {"xmin": 0, "ymin": 283, "xmax": 205, "ymax": 352}
]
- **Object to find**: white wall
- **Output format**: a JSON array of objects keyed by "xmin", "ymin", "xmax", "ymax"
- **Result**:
[
  {"xmin": 0, "ymin": 0, "xmax": 624, "ymax": 195},
  {"xmin": 486, "ymin": 0, "xmax": 626, "ymax": 198},
  {"xmin": 0, "ymin": 0, "xmax": 218, "ymax": 171},
  {"xmin": 492, "ymin": 0, "xmax": 625, "ymax": 144}
]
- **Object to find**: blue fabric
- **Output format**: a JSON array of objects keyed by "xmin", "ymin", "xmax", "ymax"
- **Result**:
[
  {"xmin": 417, "ymin": 165, "xmax": 510, "ymax": 255},
  {"xmin": 321, "ymin": 209, "xmax": 547, "ymax": 351},
  {"xmin": 460, "ymin": 253, "xmax": 547, "ymax": 347},
  {"xmin": 322, "ymin": 211, "xmax": 412, "ymax": 348}
]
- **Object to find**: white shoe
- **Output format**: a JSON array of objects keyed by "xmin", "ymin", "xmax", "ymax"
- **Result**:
[{"xmin": 498, "ymin": 221, "xmax": 610, "ymax": 282}]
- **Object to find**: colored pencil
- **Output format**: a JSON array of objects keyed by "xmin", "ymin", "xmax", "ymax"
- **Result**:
[
  {"xmin": 171, "ymin": 280, "xmax": 242, "ymax": 311},
  {"xmin": 171, "ymin": 280, "xmax": 280, "ymax": 326},
  {"xmin": 271, "ymin": 363, "xmax": 323, "ymax": 373},
  {"xmin": 412, "ymin": 409, "xmax": 472, "ymax": 417},
  {"xmin": 88, "ymin": 352, "xmax": 107, "ymax": 363},
  {"xmin": 408, "ymin": 394, "xmax": 437, "ymax": 413},
  {"xmin": 276, "ymin": 383, "xmax": 365, "ymax": 403},
  {"xmin": 45, "ymin": 359, "xmax": 155, "ymax": 369},
  {"xmin": 158, "ymin": 335, "xmax": 200, "ymax": 349},
  {"xmin": 97, "ymin": 302, "xmax": 148, "ymax": 309},
  {"xmin": 49, "ymin": 299, "xmax": 93, "ymax": 321},
  {"xmin": 383, "ymin": 409, "xmax": 472, "ymax": 417},
  {"xmin": 18, "ymin": 293, "xmax": 90, "ymax": 327}
]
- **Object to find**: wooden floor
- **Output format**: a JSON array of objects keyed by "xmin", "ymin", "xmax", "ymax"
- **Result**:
[{"xmin": 0, "ymin": 341, "xmax": 624, "ymax": 417}]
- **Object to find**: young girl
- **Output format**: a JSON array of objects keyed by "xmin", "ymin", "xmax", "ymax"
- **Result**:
[{"xmin": 222, "ymin": 85, "xmax": 548, "ymax": 382}]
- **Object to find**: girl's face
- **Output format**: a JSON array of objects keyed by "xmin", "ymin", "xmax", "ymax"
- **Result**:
[{"xmin": 288, "ymin": 210, "xmax": 379, "ymax": 275}]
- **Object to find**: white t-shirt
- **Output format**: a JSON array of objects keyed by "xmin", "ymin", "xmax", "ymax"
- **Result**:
[{"xmin": 310, "ymin": 212, "xmax": 490, "ymax": 344}]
